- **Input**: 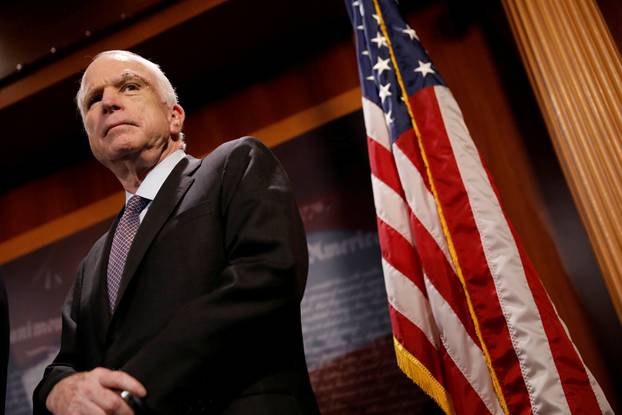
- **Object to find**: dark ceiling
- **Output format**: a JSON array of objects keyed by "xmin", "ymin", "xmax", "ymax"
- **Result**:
[{"xmin": 0, "ymin": 0, "xmax": 168, "ymax": 84}]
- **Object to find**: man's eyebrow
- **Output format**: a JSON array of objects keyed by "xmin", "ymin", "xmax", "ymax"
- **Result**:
[{"xmin": 116, "ymin": 71, "xmax": 150, "ymax": 86}]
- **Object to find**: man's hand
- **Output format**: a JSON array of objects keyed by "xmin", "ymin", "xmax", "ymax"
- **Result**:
[{"xmin": 46, "ymin": 367, "xmax": 147, "ymax": 415}]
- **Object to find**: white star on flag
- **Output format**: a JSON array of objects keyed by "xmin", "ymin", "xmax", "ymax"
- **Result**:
[
  {"xmin": 384, "ymin": 109, "xmax": 394, "ymax": 126},
  {"xmin": 373, "ymin": 57, "xmax": 391, "ymax": 76},
  {"xmin": 370, "ymin": 32, "xmax": 388, "ymax": 48},
  {"xmin": 352, "ymin": 0, "xmax": 364, "ymax": 16},
  {"xmin": 379, "ymin": 82, "xmax": 392, "ymax": 103},
  {"xmin": 414, "ymin": 60, "xmax": 435, "ymax": 77},
  {"xmin": 372, "ymin": 14, "xmax": 381, "ymax": 24},
  {"xmin": 402, "ymin": 26, "xmax": 418, "ymax": 40}
]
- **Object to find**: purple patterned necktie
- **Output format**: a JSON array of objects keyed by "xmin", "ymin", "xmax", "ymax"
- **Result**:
[{"xmin": 107, "ymin": 195, "xmax": 150, "ymax": 312}]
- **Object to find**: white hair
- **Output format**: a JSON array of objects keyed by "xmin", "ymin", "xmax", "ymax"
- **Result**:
[{"xmin": 75, "ymin": 50, "xmax": 179, "ymax": 120}]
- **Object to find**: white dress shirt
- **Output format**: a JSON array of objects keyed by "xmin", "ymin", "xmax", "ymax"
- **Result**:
[{"xmin": 124, "ymin": 149, "xmax": 187, "ymax": 223}]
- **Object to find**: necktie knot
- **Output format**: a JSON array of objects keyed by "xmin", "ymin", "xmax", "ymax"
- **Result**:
[{"xmin": 125, "ymin": 195, "xmax": 150, "ymax": 215}]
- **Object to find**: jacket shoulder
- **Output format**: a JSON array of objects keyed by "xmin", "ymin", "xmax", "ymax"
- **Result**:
[
  {"xmin": 198, "ymin": 136, "xmax": 278, "ymax": 177},
  {"xmin": 206, "ymin": 136, "xmax": 270, "ymax": 160}
]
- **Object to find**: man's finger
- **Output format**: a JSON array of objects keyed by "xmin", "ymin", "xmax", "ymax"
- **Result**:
[
  {"xmin": 88, "ymin": 386, "xmax": 135, "ymax": 415},
  {"xmin": 96, "ymin": 369, "xmax": 147, "ymax": 397}
]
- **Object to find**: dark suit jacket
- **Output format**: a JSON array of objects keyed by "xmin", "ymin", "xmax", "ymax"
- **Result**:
[{"xmin": 33, "ymin": 137, "xmax": 319, "ymax": 415}]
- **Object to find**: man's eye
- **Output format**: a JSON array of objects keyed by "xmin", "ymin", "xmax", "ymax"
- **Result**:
[
  {"xmin": 86, "ymin": 94, "xmax": 101, "ymax": 109},
  {"xmin": 122, "ymin": 83, "xmax": 140, "ymax": 92}
]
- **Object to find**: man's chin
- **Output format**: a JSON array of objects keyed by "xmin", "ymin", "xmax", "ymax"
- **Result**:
[
  {"xmin": 96, "ymin": 145, "xmax": 140, "ymax": 165},
  {"xmin": 107, "ymin": 136, "xmax": 142, "ymax": 158}
]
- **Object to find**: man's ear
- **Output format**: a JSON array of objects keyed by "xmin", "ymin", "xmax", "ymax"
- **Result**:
[{"xmin": 169, "ymin": 104, "xmax": 185, "ymax": 136}]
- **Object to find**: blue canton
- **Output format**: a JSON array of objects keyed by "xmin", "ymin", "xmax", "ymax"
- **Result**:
[{"xmin": 347, "ymin": 0, "xmax": 445, "ymax": 144}]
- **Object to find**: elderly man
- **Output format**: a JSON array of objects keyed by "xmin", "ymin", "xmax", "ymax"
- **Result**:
[{"xmin": 33, "ymin": 50, "xmax": 318, "ymax": 415}]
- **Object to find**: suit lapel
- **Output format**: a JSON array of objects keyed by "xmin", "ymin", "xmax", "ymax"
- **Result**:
[
  {"xmin": 111, "ymin": 156, "xmax": 202, "ymax": 315},
  {"xmin": 81, "ymin": 212, "xmax": 121, "ymax": 349}
]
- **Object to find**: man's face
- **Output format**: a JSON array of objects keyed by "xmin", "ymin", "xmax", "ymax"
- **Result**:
[{"xmin": 80, "ymin": 56, "xmax": 183, "ymax": 165}]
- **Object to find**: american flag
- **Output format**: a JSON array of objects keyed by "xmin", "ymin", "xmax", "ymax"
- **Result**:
[{"xmin": 346, "ymin": 0, "xmax": 613, "ymax": 413}]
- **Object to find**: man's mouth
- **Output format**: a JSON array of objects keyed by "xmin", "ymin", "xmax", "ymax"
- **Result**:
[{"xmin": 104, "ymin": 121, "xmax": 136, "ymax": 136}]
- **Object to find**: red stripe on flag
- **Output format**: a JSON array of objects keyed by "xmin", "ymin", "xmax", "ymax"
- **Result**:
[
  {"xmin": 367, "ymin": 136, "xmax": 405, "ymax": 198},
  {"xmin": 393, "ymin": 304, "xmax": 494, "ymax": 415},
  {"xmin": 515, "ymin": 236, "xmax": 602, "ymax": 413},
  {"xmin": 406, "ymin": 209, "xmax": 479, "ymax": 345},
  {"xmin": 440, "ymin": 345, "xmax": 494, "ymax": 415},
  {"xmin": 483, "ymin": 165, "xmax": 602, "ymax": 413},
  {"xmin": 376, "ymin": 217, "xmax": 427, "ymax": 295},
  {"xmin": 394, "ymin": 130, "xmax": 479, "ymax": 344},
  {"xmin": 409, "ymin": 87, "xmax": 531, "ymax": 415},
  {"xmin": 389, "ymin": 305, "xmax": 445, "ymax": 384}
]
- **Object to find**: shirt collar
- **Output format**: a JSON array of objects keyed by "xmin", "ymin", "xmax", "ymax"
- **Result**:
[{"xmin": 125, "ymin": 149, "xmax": 187, "ymax": 204}]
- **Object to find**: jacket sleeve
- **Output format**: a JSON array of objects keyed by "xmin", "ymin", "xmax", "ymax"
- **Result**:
[
  {"xmin": 32, "ymin": 264, "xmax": 84, "ymax": 415},
  {"xmin": 120, "ymin": 137, "xmax": 309, "ymax": 414}
]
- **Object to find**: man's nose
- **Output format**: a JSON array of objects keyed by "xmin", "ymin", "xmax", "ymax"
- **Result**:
[{"xmin": 101, "ymin": 89, "xmax": 122, "ymax": 114}]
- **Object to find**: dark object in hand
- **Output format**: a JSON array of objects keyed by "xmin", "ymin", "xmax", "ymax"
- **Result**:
[{"xmin": 121, "ymin": 390, "xmax": 146, "ymax": 414}]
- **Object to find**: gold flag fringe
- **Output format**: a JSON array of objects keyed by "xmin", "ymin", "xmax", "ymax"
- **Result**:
[{"xmin": 393, "ymin": 337, "xmax": 453, "ymax": 414}]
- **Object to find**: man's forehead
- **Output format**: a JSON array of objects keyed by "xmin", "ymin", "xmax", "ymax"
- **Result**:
[{"xmin": 83, "ymin": 57, "xmax": 153, "ymax": 88}]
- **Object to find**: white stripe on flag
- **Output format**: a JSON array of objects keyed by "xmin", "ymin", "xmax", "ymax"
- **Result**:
[
  {"xmin": 363, "ymin": 97, "xmax": 391, "ymax": 150},
  {"xmin": 371, "ymin": 174, "xmax": 413, "ymax": 244},
  {"xmin": 435, "ymin": 85, "xmax": 571, "ymax": 414},
  {"xmin": 424, "ymin": 276, "xmax": 503, "ymax": 415},
  {"xmin": 393, "ymin": 143, "xmax": 457, "ymax": 275},
  {"xmin": 586, "ymin": 368, "xmax": 613, "ymax": 414},
  {"xmin": 382, "ymin": 258, "xmax": 440, "ymax": 349}
]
